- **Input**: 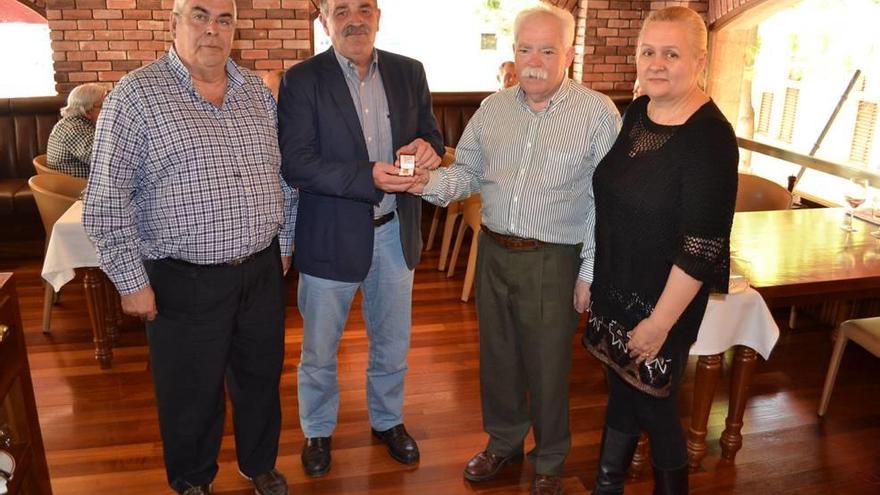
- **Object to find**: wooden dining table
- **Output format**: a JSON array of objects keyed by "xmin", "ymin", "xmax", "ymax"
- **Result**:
[{"xmin": 685, "ymin": 207, "xmax": 880, "ymax": 469}]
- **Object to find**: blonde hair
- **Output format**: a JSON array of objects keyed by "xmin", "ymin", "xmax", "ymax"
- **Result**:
[
  {"xmin": 60, "ymin": 83, "xmax": 106, "ymax": 118},
  {"xmin": 514, "ymin": 4, "xmax": 576, "ymax": 47},
  {"xmin": 639, "ymin": 6, "xmax": 708, "ymax": 54}
]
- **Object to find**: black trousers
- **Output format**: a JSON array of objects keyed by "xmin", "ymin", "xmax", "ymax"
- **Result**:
[
  {"xmin": 604, "ymin": 360, "xmax": 688, "ymax": 470},
  {"xmin": 475, "ymin": 233, "xmax": 581, "ymax": 476},
  {"xmin": 144, "ymin": 240, "xmax": 286, "ymax": 492}
]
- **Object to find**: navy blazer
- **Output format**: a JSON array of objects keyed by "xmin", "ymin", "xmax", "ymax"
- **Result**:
[{"xmin": 278, "ymin": 48, "xmax": 444, "ymax": 282}]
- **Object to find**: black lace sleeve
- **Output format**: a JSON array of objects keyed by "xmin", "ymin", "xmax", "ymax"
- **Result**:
[{"xmin": 673, "ymin": 119, "xmax": 739, "ymax": 293}]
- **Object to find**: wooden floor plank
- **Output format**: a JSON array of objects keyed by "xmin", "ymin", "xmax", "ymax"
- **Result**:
[{"xmin": 2, "ymin": 240, "xmax": 880, "ymax": 494}]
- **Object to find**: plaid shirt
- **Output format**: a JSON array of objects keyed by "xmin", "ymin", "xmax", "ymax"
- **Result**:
[
  {"xmin": 46, "ymin": 115, "xmax": 94, "ymax": 178},
  {"xmin": 84, "ymin": 47, "xmax": 296, "ymax": 295}
]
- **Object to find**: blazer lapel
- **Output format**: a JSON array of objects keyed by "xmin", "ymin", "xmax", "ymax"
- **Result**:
[{"xmin": 319, "ymin": 48, "xmax": 368, "ymax": 156}]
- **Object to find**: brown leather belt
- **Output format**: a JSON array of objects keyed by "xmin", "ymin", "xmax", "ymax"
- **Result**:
[
  {"xmin": 374, "ymin": 211, "xmax": 395, "ymax": 228},
  {"xmin": 480, "ymin": 225, "xmax": 547, "ymax": 250}
]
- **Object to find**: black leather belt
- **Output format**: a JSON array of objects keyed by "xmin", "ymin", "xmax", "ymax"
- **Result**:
[
  {"xmin": 374, "ymin": 211, "xmax": 395, "ymax": 228},
  {"xmin": 163, "ymin": 240, "xmax": 275, "ymax": 269}
]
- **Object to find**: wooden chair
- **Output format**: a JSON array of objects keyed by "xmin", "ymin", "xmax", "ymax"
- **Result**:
[
  {"xmin": 32, "ymin": 154, "xmax": 62, "ymax": 176},
  {"xmin": 425, "ymin": 147, "xmax": 457, "ymax": 251},
  {"xmin": 735, "ymin": 173, "xmax": 799, "ymax": 327},
  {"xmin": 818, "ymin": 317, "xmax": 880, "ymax": 416},
  {"xmin": 28, "ymin": 174, "xmax": 87, "ymax": 333},
  {"xmin": 424, "ymin": 147, "xmax": 467, "ymax": 272},
  {"xmin": 735, "ymin": 173, "xmax": 792, "ymax": 212},
  {"xmin": 446, "ymin": 194, "xmax": 481, "ymax": 302}
]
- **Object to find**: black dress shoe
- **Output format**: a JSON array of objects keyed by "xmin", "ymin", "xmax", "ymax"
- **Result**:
[
  {"xmin": 371, "ymin": 424, "xmax": 420, "ymax": 464},
  {"xmin": 301, "ymin": 436, "xmax": 331, "ymax": 477}
]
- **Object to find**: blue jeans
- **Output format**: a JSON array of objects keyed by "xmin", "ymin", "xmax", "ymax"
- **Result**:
[{"xmin": 296, "ymin": 216, "xmax": 414, "ymax": 437}]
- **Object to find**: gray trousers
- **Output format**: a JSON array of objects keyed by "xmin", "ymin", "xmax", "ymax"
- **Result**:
[{"xmin": 475, "ymin": 231, "xmax": 581, "ymax": 475}]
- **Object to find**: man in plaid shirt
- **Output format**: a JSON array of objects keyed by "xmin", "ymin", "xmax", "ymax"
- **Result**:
[{"xmin": 83, "ymin": 0, "xmax": 294, "ymax": 493}]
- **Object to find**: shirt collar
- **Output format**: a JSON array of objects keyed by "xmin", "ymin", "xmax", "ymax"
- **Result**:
[
  {"xmin": 516, "ymin": 77, "xmax": 572, "ymax": 114},
  {"xmin": 333, "ymin": 47, "xmax": 379, "ymax": 81},
  {"xmin": 167, "ymin": 45, "xmax": 245, "ymax": 96}
]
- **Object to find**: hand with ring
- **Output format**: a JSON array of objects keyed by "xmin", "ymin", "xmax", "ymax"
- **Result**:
[{"xmin": 628, "ymin": 317, "xmax": 670, "ymax": 365}]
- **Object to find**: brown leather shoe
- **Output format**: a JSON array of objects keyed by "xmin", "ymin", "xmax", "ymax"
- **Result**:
[
  {"xmin": 530, "ymin": 474, "xmax": 563, "ymax": 495},
  {"xmin": 250, "ymin": 468, "xmax": 288, "ymax": 495},
  {"xmin": 463, "ymin": 450, "xmax": 524, "ymax": 482}
]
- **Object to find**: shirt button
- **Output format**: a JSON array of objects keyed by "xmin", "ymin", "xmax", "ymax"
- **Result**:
[
  {"xmin": 513, "ymin": 197, "xmax": 518, "ymax": 202},
  {"xmin": 368, "ymin": 137, "xmax": 373, "ymax": 142},
  {"xmin": 364, "ymin": 108, "xmax": 369, "ymax": 114},
  {"xmin": 527, "ymin": 143, "xmax": 532, "ymax": 147}
]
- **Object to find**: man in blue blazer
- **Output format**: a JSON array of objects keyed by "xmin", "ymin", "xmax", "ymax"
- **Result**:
[{"xmin": 277, "ymin": 0, "xmax": 443, "ymax": 478}]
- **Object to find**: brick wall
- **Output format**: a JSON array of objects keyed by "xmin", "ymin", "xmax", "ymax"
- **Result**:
[
  {"xmin": 45, "ymin": 0, "xmax": 313, "ymax": 93},
  {"xmin": 577, "ymin": 0, "xmax": 708, "ymax": 93},
  {"xmin": 34, "ymin": 0, "xmax": 726, "ymax": 95}
]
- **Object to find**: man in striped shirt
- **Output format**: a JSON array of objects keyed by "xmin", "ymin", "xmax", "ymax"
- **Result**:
[
  {"xmin": 83, "ymin": 0, "xmax": 294, "ymax": 493},
  {"xmin": 413, "ymin": 5, "xmax": 620, "ymax": 494}
]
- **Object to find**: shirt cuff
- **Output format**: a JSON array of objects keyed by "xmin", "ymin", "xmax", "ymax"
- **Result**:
[
  {"xmin": 578, "ymin": 257, "xmax": 594, "ymax": 283},
  {"xmin": 279, "ymin": 235, "xmax": 294, "ymax": 258},
  {"xmin": 108, "ymin": 262, "xmax": 150, "ymax": 296}
]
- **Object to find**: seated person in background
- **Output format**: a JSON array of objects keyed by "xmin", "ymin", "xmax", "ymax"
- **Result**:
[
  {"xmin": 46, "ymin": 83, "xmax": 106, "ymax": 178},
  {"xmin": 497, "ymin": 60, "xmax": 518, "ymax": 90},
  {"xmin": 262, "ymin": 69, "xmax": 285, "ymax": 101}
]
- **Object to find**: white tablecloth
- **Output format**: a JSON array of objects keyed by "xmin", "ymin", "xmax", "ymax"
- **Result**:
[
  {"xmin": 690, "ymin": 287, "xmax": 779, "ymax": 359},
  {"xmin": 41, "ymin": 201, "xmax": 98, "ymax": 292}
]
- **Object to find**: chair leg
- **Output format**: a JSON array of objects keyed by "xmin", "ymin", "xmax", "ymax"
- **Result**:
[
  {"xmin": 425, "ymin": 204, "xmax": 442, "ymax": 251},
  {"xmin": 447, "ymin": 221, "xmax": 468, "ymax": 278},
  {"xmin": 461, "ymin": 232, "xmax": 479, "ymax": 302},
  {"xmin": 42, "ymin": 282, "xmax": 54, "ymax": 334},
  {"xmin": 818, "ymin": 331, "xmax": 849, "ymax": 416},
  {"xmin": 438, "ymin": 209, "xmax": 460, "ymax": 271}
]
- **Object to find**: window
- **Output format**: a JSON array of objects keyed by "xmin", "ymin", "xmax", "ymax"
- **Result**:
[
  {"xmin": 850, "ymin": 100, "xmax": 877, "ymax": 165},
  {"xmin": 313, "ymin": 0, "xmax": 541, "ymax": 92},
  {"xmin": 0, "ymin": 0, "xmax": 55, "ymax": 97},
  {"xmin": 777, "ymin": 87, "xmax": 798, "ymax": 144},
  {"xmin": 756, "ymin": 91, "xmax": 773, "ymax": 135},
  {"xmin": 742, "ymin": 0, "xmax": 880, "ymax": 205}
]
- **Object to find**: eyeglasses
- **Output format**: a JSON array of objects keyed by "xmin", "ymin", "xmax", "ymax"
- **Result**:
[{"xmin": 175, "ymin": 10, "xmax": 236, "ymax": 31}]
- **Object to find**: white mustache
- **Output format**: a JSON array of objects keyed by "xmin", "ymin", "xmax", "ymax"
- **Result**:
[{"xmin": 520, "ymin": 67, "xmax": 548, "ymax": 80}]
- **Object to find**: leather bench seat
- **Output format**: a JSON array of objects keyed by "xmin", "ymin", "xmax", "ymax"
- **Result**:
[{"xmin": 0, "ymin": 95, "xmax": 65, "ymax": 240}]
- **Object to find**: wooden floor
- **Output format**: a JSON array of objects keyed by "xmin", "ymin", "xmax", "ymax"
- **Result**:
[{"xmin": 2, "ymin": 236, "xmax": 880, "ymax": 494}]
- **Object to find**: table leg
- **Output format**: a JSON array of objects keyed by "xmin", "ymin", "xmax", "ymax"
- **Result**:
[
  {"xmin": 101, "ymin": 272, "xmax": 119, "ymax": 345},
  {"xmin": 720, "ymin": 346, "xmax": 758, "ymax": 460},
  {"xmin": 687, "ymin": 353, "xmax": 722, "ymax": 471},
  {"xmin": 628, "ymin": 432, "xmax": 650, "ymax": 479},
  {"xmin": 83, "ymin": 268, "xmax": 112, "ymax": 369}
]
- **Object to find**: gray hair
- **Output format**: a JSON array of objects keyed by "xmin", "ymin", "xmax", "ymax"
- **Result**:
[
  {"xmin": 513, "ymin": 4, "xmax": 575, "ymax": 47},
  {"xmin": 173, "ymin": 0, "xmax": 237, "ymax": 19},
  {"xmin": 60, "ymin": 83, "xmax": 106, "ymax": 118},
  {"xmin": 320, "ymin": 0, "xmax": 377, "ymax": 16}
]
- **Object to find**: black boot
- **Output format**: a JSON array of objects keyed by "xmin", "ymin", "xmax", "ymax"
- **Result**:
[
  {"xmin": 592, "ymin": 426, "xmax": 640, "ymax": 495},
  {"xmin": 652, "ymin": 464, "xmax": 688, "ymax": 495}
]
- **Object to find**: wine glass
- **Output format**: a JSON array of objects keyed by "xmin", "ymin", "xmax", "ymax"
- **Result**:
[
  {"xmin": 871, "ymin": 193, "xmax": 880, "ymax": 238},
  {"xmin": 841, "ymin": 178, "xmax": 868, "ymax": 232}
]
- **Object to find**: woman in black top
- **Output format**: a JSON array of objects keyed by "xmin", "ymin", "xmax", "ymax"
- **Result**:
[{"xmin": 585, "ymin": 7, "xmax": 738, "ymax": 494}]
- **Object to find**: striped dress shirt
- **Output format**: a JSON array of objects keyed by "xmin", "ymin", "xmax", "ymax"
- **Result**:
[
  {"xmin": 83, "ymin": 47, "xmax": 297, "ymax": 295},
  {"xmin": 421, "ymin": 78, "xmax": 621, "ymax": 282},
  {"xmin": 333, "ymin": 49, "xmax": 396, "ymax": 218}
]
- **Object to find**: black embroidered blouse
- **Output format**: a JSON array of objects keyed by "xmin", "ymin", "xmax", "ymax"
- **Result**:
[{"xmin": 585, "ymin": 95, "xmax": 738, "ymax": 397}]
